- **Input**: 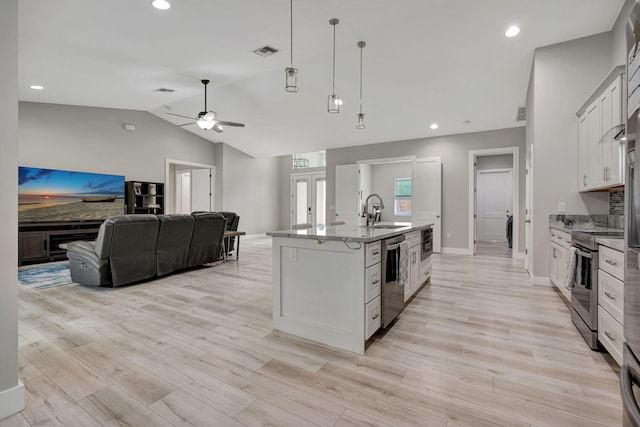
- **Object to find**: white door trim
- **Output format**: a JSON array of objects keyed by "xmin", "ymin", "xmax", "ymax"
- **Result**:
[
  {"xmin": 468, "ymin": 147, "xmax": 519, "ymax": 258},
  {"xmin": 165, "ymin": 158, "xmax": 216, "ymax": 214}
]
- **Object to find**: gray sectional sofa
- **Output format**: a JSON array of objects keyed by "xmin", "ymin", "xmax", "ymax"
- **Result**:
[{"xmin": 66, "ymin": 212, "xmax": 227, "ymax": 287}]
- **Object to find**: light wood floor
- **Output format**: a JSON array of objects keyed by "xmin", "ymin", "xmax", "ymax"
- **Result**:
[
  {"xmin": 476, "ymin": 240, "xmax": 512, "ymax": 258},
  {"xmin": 2, "ymin": 237, "xmax": 621, "ymax": 426}
]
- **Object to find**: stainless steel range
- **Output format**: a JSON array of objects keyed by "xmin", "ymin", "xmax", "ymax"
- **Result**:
[{"xmin": 570, "ymin": 230, "xmax": 623, "ymax": 349}]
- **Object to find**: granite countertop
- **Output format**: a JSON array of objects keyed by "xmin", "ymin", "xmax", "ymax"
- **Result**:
[
  {"xmin": 266, "ymin": 222, "xmax": 434, "ymax": 243},
  {"xmin": 596, "ymin": 237, "xmax": 624, "ymax": 252}
]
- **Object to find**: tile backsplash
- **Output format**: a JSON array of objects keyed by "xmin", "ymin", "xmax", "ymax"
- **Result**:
[{"xmin": 610, "ymin": 189, "xmax": 624, "ymax": 215}]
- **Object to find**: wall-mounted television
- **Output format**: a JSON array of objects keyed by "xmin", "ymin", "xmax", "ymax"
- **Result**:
[{"xmin": 18, "ymin": 166, "xmax": 125, "ymax": 223}]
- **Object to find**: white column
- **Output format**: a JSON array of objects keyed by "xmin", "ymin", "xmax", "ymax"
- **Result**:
[{"xmin": 0, "ymin": 0, "xmax": 25, "ymax": 420}]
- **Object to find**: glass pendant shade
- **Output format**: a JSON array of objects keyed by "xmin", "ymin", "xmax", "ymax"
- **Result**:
[
  {"xmin": 285, "ymin": 67, "xmax": 298, "ymax": 93},
  {"xmin": 357, "ymin": 113, "xmax": 365, "ymax": 129},
  {"xmin": 328, "ymin": 94, "xmax": 341, "ymax": 113}
]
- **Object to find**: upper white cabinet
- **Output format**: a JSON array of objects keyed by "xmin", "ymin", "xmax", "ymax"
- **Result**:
[{"xmin": 577, "ymin": 67, "xmax": 625, "ymax": 192}]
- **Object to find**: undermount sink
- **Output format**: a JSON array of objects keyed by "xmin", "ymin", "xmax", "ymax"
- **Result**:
[{"xmin": 359, "ymin": 224, "xmax": 407, "ymax": 229}]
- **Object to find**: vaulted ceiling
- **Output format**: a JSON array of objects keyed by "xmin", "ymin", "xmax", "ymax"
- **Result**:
[{"xmin": 19, "ymin": 0, "xmax": 625, "ymax": 157}]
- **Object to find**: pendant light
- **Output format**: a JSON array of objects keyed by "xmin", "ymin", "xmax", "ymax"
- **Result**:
[
  {"xmin": 327, "ymin": 18, "xmax": 342, "ymax": 113},
  {"xmin": 285, "ymin": 0, "xmax": 298, "ymax": 92},
  {"xmin": 356, "ymin": 41, "xmax": 366, "ymax": 129}
]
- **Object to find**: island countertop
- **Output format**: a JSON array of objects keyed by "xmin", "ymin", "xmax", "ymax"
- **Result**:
[{"xmin": 266, "ymin": 221, "xmax": 434, "ymax": 243}]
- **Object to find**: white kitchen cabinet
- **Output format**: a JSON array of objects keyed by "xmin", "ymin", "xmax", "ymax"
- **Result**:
[
  {"xmin": 549, "ymin": 229, "xmax": 571, "ymax": 302},
  {"xmin": 597, "ymin": 242, "xmax": 624, "ymax": 365},
  {"xmin": 404, "ymin": 230, "xmax": 426, "ymax": 302},
  {"xmin": 577, "ymin": 68, "xmax": 625, "ymax": 192}
]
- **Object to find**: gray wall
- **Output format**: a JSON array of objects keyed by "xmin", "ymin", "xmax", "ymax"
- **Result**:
[
  {"xmin": 326, "ymin": 127, "xmax": 526, "ymax": 251},
  {"xmin": 528, "ymin": 31, "xmax": 616, "ymax": 279},
  {"xmin": 476, "ymin": 154, "xmax": 513, "ymax": 170},
  {"xmin": 0, "ymin": 0, "xmax": 22, "ymax": 418},
  {"xmin": 219, "ymin": 144, "xmax": 282, "ymax": 234},
  {"xmin": 370, "ymin": 162, "xmax": 413, "ymax": 222},
  {"xmin": 19, "ymin": 102, "xmax": 217, "ymax": 183}
]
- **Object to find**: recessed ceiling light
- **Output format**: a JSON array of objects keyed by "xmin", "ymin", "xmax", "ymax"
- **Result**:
[
  {"xmin": 29, "ymin": 85, "xmax": 44, "ymax": 90},
  {"xmin": 151, "ymin": 0, "xmax": 170, "ymax": 10},
  {"xmin": 505, "ymin": 25, "xmax": 520, "ymax": 38},
  {"xmin": 430, "ymin": 123, "xmax": 438, "ymax": 130}
]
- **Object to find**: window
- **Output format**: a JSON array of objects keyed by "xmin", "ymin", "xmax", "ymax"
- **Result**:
[{"xmin": 394, "ymin": 178, "xmax": 412, "ymax": 216}]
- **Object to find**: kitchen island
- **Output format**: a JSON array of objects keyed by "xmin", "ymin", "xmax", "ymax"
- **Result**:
[{"xmin": 267, "ymin": 222, "xmax": 433, "ymax": 354}]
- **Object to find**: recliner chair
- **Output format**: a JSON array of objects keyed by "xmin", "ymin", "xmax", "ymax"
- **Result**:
[
  {"xmin": 187, "ymin": 212, "xmax": 227, "ymax": 267},
  {"xmin": 67, "ymin": 215, "xmax": 160, "ymax": 287},
  {"xmin": 156, "ymin": 214, "xmax": 195, "ymax": 276}
]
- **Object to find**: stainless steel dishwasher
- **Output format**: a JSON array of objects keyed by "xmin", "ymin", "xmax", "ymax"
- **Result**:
[{"xmin": 381, "ymin": 233, "xmax": 406, "ymax": 328}]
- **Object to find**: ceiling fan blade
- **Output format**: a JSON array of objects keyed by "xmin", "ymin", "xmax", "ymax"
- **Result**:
[
  {"xmin": 212, "ymin": 123, "xmax": 224, "ymax": 133},
  {"xmin": 215, "ymin": 120, "xmax": 245, "ymax": 127},
  {"xmin": 178, "ymin": 123, "xmax": 194, "ymax": 127},
  {"xmin": 166, "ymin": 112, "xmax": 195, "ymax": 120}
]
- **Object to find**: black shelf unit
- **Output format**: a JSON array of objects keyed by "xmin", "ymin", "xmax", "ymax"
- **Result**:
[{"xmin": 125, "ymin": 181, "xmax": 165, "ymax": 215}]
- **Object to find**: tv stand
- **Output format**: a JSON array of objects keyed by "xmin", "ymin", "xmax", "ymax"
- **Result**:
[{"xmin": 18, "ymin": 221, "xmax": 102, "ymax": 266}]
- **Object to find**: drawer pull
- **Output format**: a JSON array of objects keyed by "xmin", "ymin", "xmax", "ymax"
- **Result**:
[
  {"xmin": 558, "ymin": 236, "xmax": 563, "ymax": 241},
  {"xmin": 604, "ymin": 330, "xmax": 617, "ymax": 341},
  {"xmin": 372, "ymin": 313, "xmax": 379, "ymax": 320},
  {"xmin": 604, "ymin": 291, "xmax": 617, "ymax": 300},
  {"xmin": 605, "ymin": 259, "xmax": 618, "ymax": 266},
  {"xmin": 372, "ymin": 279, "xmax": 380, "ymax": 285},
  {"xmin": 371, "ymin": 250, "xmax": 380, "ymax": 255}
]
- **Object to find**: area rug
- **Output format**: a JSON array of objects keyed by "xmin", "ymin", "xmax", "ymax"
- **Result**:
[{"xmin": 18, "ymin": 261, "xmax": 73, "ymax": 290}]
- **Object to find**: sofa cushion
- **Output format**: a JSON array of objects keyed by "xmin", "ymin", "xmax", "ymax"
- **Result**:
[
  {"xmin": 106, "ymin": 215, "xmax": 159, "ymax": 286},
  {"xmin": 188, "ymin": 212, "xmax": 227, "ymax": 267},
  {"xmin": 156, "ymin": 214, "xmax": 195, "ymax": 276}
]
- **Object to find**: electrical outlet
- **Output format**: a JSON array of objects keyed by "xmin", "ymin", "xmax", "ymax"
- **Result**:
[
  {"xmin": 289, "ymin": 248, "xmax": 298, "ymax": 262},
  {"xmin": 558, "ymin": 202, "xmax": 566, "ymax": 212}
]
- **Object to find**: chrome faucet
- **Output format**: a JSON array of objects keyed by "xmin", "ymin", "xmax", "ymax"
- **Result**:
[{"xmin": 364, "ymin": 193, "xmax": 385, "ymax": 227}]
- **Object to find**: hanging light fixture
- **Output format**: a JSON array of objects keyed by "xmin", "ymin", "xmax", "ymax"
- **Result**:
[
  {"xmin": 285, "ymin": 0, "xmax": 298, "ymax": 92},
  {"xmin": 327, "ymin": 18, "xmax": 342, "ymax": 113},
  {"xmin": 356, "ymin": 41, "xmax": 366, "ymax": 129}
]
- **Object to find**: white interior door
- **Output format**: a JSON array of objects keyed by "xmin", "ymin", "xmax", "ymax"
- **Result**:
[
  {"xmin": 191, "ymin": 168, "xmax": 212, "ymax": 212},
  {"xmin": 525, "ymin": 145, "xmax": 533, "ymax": 272},
  {"xmin": 477, "ymin": 169, "xmax": 512, "ymax": 242},
  {"xmin": 175, "ymin": 170, "xmax": 191, "ymax": 214},
  {"xmin": 335, "ymin": 164, "xmax": 359, "ymax": 226},
  {"xmin": 292, "ymin": 173, "xmax": 326, "ymax": 227},
  {"xmin": 412, "ymin": 157, "xmax": 442, "ymax": 253}
]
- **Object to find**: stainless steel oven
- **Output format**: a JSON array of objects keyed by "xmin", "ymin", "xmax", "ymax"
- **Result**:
[
  {"xmin": 421, "ymin": 227, "xmax": 433, "ymax": 261},
  {"xmin": 571, "ymin": 230, "xmax": 623, "ymax": 349}
]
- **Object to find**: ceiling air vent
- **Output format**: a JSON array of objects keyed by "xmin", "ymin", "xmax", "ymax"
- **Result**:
[
  {"xmin": 153, "ymin": 87, "xmax": 175, "ymax": 93},
  {"xmin": 253, "ymin": 45, "xmax": 279, "ymax": 57},
  {"xmin": 516, "ymin": 106, "xmax": 526, "ymax": 121}
]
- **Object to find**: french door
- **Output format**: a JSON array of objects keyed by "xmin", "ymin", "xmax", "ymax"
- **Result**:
[{"xmin": 291, "ymin": 173, "xmax": 326, "ymax": 227}]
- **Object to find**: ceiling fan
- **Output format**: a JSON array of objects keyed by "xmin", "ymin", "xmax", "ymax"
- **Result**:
[{"xmin": 166, "ymin": 79, "xmax": 245, "ymax": 133}]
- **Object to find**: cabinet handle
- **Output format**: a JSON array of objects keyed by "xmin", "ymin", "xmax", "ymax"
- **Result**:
[
  {"xmin": 558, "ymin": 236, "xmax": 563, "ymax": 241},
  {"xmin": 552, "ymin": 247, "xmax": 557, "ymax": 258},
  {"xmin": 372, "ymin": 279, "xmax": 380, "ymax": 285},
  {"xmin": 604, "ymin": 330, "xmax": 617, "ymax": 341},
  {"xmin": 371, "ymin": 250, "xmax": 380, "ymax": 255},
  {"xmin": 604, "ymin": 291, "xmax": 617, "ymax": 300},
  {"xmin": 551, "ymin": 233, "xmax": 557, "ymax": 237},
  {"xmin": 372, "ymin": 313, "xmax": 379, "ymax": 320},
  {"xmin": 605, "ymin": 259, "xmax": 618, "ymax": 266},
  {"xmin": 583, "ymin": 174, "xmax": 587, "ymax": 186}
]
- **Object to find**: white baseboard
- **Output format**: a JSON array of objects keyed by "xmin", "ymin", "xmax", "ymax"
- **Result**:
[
  {"xmin": 440, "ymin": 247, "xmax": 473, "ymax": 255},
  {"xmin": 0, "ymin": 381, "xmax": 24, "ymax": 421},
  {"xmin": 531, "ymin": 275, "xmax": 552, "ymax": 286}
]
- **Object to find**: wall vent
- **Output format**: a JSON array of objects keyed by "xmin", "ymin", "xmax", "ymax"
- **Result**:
[
  {"xmin": 253, "ymin": 45, "xmax": 279, "ymax": 57},
  {"xmin": 153, "ymin": 87, "xmax": 175, "ymax": 93},
  {"xmin": 516, "ymin": 106, "xmax": 526, "ymax": 121}
]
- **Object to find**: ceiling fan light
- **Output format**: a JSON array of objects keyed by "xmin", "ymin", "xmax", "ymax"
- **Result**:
[
  {"xmin": 328, "ymin": 94, "xmax": 341, "ymax": 113},
  {"xmin": 357, "ymin": 113, "xmax": 365, "ymax": 129},
  {"xmin": 285, "ymin": 67, "xmax": 298, "ymax": 93},
  {"xmin": 196, "ymin": 118, "xmax": 214, "ymax": 130},
  {"xmin": 203, "ymin": 111, "xmax": 216, "ymax": 121},
  {"xmin": 212, "ymin": 123, "xmax": 224, "ymax": 133}
]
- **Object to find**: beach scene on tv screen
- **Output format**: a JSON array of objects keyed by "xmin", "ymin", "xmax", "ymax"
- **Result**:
[{"xmin": 19, "ymin": 167, "xmax": 125, "ymax": 222}]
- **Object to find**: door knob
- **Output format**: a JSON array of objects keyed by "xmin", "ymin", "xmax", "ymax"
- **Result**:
[{"xmin": 525, "ymin": 219, "xmax": 531, "ymax": 223}]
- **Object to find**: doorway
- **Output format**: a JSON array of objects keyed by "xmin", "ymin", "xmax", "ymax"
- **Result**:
[
  {"xmin": 165, "ymin": 159, "xmax": 216, "ymax": 214},
  {"xmin": 291, "ymin": 172, "xmax": 326, "ymax": 227},
  {"xmin": 468, "ymin": 148, "xmax": 519, "ymax": 258},
  {"xmin": 476, "ymin": 167, "xmax": 513, "ymax": 257}
]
